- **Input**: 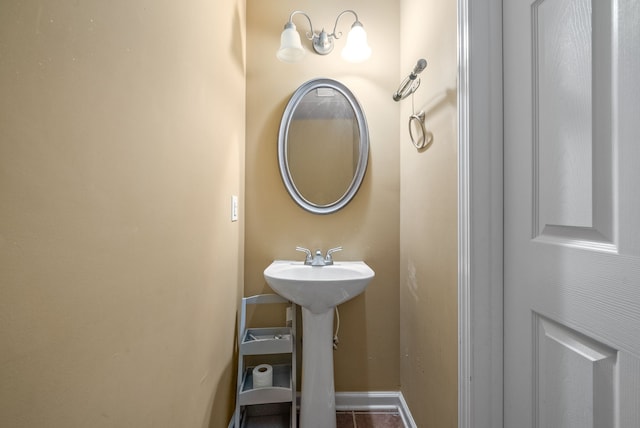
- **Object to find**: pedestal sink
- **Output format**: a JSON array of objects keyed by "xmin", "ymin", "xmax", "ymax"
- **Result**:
[{"xmin": 264, "ymin": 260, "xmax": 375, "ymax": 428}]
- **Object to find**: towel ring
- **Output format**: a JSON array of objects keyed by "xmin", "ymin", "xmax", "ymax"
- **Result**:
[{"xmin": 409, "ymin": 111, "xmax": 430, "ymax": 149}]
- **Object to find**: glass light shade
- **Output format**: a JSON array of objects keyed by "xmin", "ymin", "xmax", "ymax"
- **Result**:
[
  {"xmin": 341, "ymin": 23, "xmax": 371, "ymax": 63},
  {"xmin": 276, "ymin": 25, "xmax": 305, "ymax": 63}
]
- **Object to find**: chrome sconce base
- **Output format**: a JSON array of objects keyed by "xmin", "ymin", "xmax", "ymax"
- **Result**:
[{"xmin": 312, "ymin": 29, "xmax": 334, "ymax": 55}]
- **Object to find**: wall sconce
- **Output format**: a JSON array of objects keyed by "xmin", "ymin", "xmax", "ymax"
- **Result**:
[{"xmin": 276, "ymin": 10, "xmax": 372, "ymax": 63}]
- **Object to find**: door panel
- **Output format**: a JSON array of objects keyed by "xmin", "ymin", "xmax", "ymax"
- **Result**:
[
  {"xmin": 504, "ymin": 0, "xmax": 640, "ymax": 426},
  {"xmin": 534, "ymin": 315, "xmax": 616, "ymax": 428},
  {"xmin": 532, "ymin": 0, "xmax": 616, "ymax": 249},
  {"xmin": 534, "ymin": 0, "xmax": 594, "ymax": 231}
]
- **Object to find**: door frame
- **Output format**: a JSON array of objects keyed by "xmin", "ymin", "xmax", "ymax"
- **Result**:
[{"xmin": 458, "ymin": 1, "xmax": 504, "ymax": 427}]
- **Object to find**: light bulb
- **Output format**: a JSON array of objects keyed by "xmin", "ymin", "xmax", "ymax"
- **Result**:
[{"xmin": 341, "ymin": 23, "xmax": 371, "ymax": 63}]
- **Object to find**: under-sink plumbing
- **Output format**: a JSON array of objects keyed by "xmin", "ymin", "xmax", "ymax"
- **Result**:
[{"xmin": 295, "ymin": 246, "xmax": 342, "ymax": 266}]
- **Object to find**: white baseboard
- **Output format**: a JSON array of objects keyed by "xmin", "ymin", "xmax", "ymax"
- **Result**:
[
  {"xmin": 335, "ymin": 391, "xmax": 417, "ymax": 428},
  {"xmin": 228, "ymin": 390, "xmax": 417, "ymax": 428}
]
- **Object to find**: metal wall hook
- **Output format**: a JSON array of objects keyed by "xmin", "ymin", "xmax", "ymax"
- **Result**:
[
  {"xmin": 394, "ymin": 58, "xmax": 432, "ymax": 150},
  {"xmin": 393, "ymin": 59, "xmax": 427, "ymax": 102}
]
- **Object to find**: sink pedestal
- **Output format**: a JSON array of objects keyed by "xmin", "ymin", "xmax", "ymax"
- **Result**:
[
  {"xmin": 263, "ymin": 260, "xmax": 375, "ymax": 428},
  {"xmin": 300, "ymin": 307, "xmax": 337, "ymax": 428}
]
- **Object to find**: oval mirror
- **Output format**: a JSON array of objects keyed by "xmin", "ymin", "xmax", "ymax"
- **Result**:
[{"xmin": 278, "ymin": 78, "xmax": 369, "ymax": 214}]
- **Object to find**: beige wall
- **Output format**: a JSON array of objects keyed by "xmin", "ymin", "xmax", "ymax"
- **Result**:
[
  {"xmin": 245, "ymin": 0, "xmax": 401, "ymax": 391},
  {"xmin": 1, "ymin": 0, "xmax": 458, "ymax": 425},
  {"xmin": 399, "ymin": 0, "xmax": 458, "ymax": 427},
  {"xmin": 0, "ymin": 0, "xmax": 245, "ymax": 426}
]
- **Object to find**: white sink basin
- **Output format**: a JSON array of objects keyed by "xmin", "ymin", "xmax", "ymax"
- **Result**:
[{"xmin": 264, "ymin": 260, "xmax": 375, "ymax": 314}]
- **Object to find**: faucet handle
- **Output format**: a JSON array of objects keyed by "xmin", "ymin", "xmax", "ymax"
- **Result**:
[
  {"xmin": 325, "ymin": 246, "xmax": 343, "ymax": 263},
  {"xmin": 296, "ymin": 246, "xmax": 313, "ymax": 264}
]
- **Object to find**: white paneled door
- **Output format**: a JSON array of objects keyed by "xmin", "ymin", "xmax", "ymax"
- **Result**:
[{"xmin": 504, "ymin": 0, "xmax": 640, "ymax": 427}]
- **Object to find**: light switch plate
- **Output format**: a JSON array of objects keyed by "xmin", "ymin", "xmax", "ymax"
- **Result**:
[{"xmin": 231, "ymin": 195, "xmax": 238, "ymax": 222}]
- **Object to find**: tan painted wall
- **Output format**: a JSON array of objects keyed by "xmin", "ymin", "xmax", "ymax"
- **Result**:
[
  {"xmin": 0, "ymin": 0, "xmax": 245, "ymax": 426},
  {"xmin": 1, "ymin": 0, "xmax": 457, "ymax": 423},
  {"xmin": 399, "ymin": 0, "xmax": 458, "ymax": 426},
  {"xmin": 245, "ymin": 0, "xmax": 400, "ymax": 391}
]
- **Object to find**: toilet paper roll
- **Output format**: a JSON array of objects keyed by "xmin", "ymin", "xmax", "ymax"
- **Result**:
[{"xmin": 252, "ymin": 364, "xmax": 273, "ymax": 388}]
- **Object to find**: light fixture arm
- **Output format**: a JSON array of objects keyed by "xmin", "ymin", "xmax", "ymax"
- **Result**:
[
  {"xmin": 286, "ymin": 10, "xmax": 316, "ymax": 42},
  {"xmin": 329, "ymin": 10, "xmax": 360, "ymax": 40}
]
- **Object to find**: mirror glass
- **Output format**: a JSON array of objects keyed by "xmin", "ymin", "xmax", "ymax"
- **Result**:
[{"xmin": 278, "ymin": 78, "xmax": 369, "ymax": 214}]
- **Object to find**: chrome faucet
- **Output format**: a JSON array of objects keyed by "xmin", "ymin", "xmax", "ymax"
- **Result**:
[
  {"xmin": 296, "ymin": 246, "xmax": 343, "ymax": 266},
  {"xmin": 295, "ymin": 247, "xmax": 313, "ymax": 264}
]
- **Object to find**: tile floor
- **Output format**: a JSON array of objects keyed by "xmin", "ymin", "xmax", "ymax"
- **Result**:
[
  {"xmin": 337, "ymin": 410, "xmax": 405, "ymax": 428},
  {"xmin": 243, "ymin": 409, "xmax": 405, "ymax": 427}
]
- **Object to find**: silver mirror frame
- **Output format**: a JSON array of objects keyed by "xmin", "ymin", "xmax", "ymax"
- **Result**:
[{"xmin": 278, "ymin": 78, "xmax": 369, "ymax": 215}]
